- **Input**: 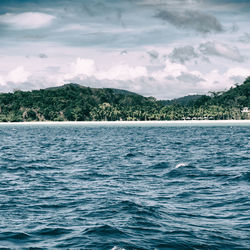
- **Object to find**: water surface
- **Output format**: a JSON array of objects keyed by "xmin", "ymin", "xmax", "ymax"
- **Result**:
[{"xmin": 0, "ymin": 124, "xmax": 249, "ymax": 249}]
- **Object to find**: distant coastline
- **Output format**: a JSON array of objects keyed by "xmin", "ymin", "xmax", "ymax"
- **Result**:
[
  {"xmin": 0, "ymin": 120, "xmax": 249, "ymax": 126},
  {"xmin": 0, "ymin": 78, "xmax": 249, "ymax": 122}
]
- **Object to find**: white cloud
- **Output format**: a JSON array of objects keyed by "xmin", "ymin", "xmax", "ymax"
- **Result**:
[
  {"xmin": 163, "ymin": 60, "xmax": 187, "ymax": 77},
  {"xmin": 0, "ymin": 66, "xmax": 31, "ymax": 86},
  {"xmin": 0, "ymin": 12, "xmax": 55, "ymax": 29},
  {"xmin": 96, "ymin": 65, "xmax": 147, "ymax": 81},
  {"xmin": 0, "ymin": 66, "xmax": 31, "ymax": 88},
  {"xmin": 225, "ymin": 67, "xmax": 250, "ymax": 78},
  {"xmin": 224, "ymin": 67, "xmax": 250, "ymax": 83},
  {"xmin": 63, "ymin": 57, "xmax": 249, "ymax": 98},
  {"xmin": 0, "ymin": 55, "xmax": 249, "ymax": 99},
  {"xmin": 199, "ymin": 66, "xmax": 250, "ymax": 92},
  {"xmin": 64, "ymin": 57, "xmax": 147, "ymax": 81},
  {"xmin": 7, "ymin": 66, "xmax": 31, "ymax": 84},
  {"xmin": 0, "ymin": 75, "xmax": 5, "ymax": 86},
  {"xmin": 152, "ymin": 59, "xmax": 203, "ymax": 81},
  {"xmin": 65, "ymin": 58, "xmax": 96, "ymax": 80}
]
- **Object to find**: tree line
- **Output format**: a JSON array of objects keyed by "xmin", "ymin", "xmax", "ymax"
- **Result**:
[{"xmin": 0, "ymin": 77, "xmax": 249, "ymax": 122}]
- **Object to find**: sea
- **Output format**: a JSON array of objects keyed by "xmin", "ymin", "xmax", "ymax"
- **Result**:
[{"xmin": 0, "ymin": 122, "xmax": 249, "ymax": 249}]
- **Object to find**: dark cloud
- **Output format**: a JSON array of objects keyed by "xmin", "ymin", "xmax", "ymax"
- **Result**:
[
  {"xmin": 177, "ymin": 72, "xmax": 204, "ymax": 84},
  {"xmin": 147, "ymin": 50, "xmax": 159, "ymax": 60},
  {"xmin": 154, "ymin": 9, "xmax": 224, "ymax": 33},
  {"xmin": 120, "ymin": 50, "xmax": 128, "ymax": 55},
  {"xmin": 239, "ymin": 33, "xmax": 250, "ymax": 43},
  {"xmin": 199, "ymin": 41, "xmax": 245, "ymax": 62},
  {"xmin": 169, "ymin": 45, "xmax": 198, "ymax": 64},
  {"xmin": 229, "ymin": 23, "xmax": 239, "ymax": 33},
  {"xmin": 38, "ymin": 53, "xmax": 48, "ymax": 58}
]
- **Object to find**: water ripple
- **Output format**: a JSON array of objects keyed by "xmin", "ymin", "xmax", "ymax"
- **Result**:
[{"xmin": 0, "ymin": 125, "xmax": 249, "ymax": 249}]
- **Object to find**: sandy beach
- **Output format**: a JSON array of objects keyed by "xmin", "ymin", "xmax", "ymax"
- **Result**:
[{"xmin": 0, "ymin": 120, "xmax": 249, "ymax": 126}]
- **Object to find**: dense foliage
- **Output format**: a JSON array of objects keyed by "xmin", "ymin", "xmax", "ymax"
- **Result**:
[{"xmin": 0, "ymin": 78, "xmax": 249, "ymax": 122}]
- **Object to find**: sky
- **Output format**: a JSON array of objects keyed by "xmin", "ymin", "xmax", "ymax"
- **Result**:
[{"xmin": 0, "ymin": 0, "xmax": 250, "ymax": 99}]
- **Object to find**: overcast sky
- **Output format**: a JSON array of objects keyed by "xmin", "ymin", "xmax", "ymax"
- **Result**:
[{"xmin": 0, "ymin": 0, "xmax": 250, "ymax": 99}]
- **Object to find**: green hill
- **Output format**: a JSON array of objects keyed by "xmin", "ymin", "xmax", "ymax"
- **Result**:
[
  {"xmin": 160, "ymin": 94, "xmax": 203, "ymax": 106},
  {"xmin": 0, "ymin": 78, "xmax": 249, "ymax": 122},
  {"xmin": 0, "ymin": 83, "xmax": 159, "ymax": 122},
  {"xmin": 206, "ymin": 77, "xmax": 250, "ymax": 108}
]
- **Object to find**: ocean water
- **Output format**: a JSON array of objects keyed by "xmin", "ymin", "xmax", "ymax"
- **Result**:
[{"xmin": 0, "ymin": 124, "xmax": 249, "ymax": 249}]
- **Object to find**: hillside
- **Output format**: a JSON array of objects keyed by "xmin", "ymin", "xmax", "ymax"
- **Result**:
[
  {"xmin": 0, "ymin": 78, "xmax": 249, "ymax": 122},
  {"xmin": 184, "ymin": 77, "xmax": 250, "ymax": 119},
  {"xmin": 160, "ymin": 94, "xmax": 203, "ymax": 106},
  {"xmin": 205, "ymin": 78, "xmax": 250, "ymax": 108},
  {"xmin": 0, "ymin": 83, "xmax": 159, "ymax": 122}
]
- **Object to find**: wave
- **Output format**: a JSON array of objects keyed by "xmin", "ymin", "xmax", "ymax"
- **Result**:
[
  {"xmin": 0, "ymin": 232, "xmax": 30, "ymax": 241},
  {"xmin": 117, "ymin": 200, "xmax": 162, "ymax": 219},
  {"xmin": 167, "ymin": 163, "xmax": 204, "ymax": 178},
  {"xmin": 1, "ymin": 126, "xmax": 249, "ymax": 249},
  {"xmin": 33, "ymin": 227, "xmax": 72, "ymax": 237},
  {"xmin": 150, "ymin": 161, "xmax": 170, "ymax": 169},
  {"xmin": 174, "ymin": 162, "xmax": 188, "ymax": 169},
  {"xmin": 83, "ymin": 225, "xmax": 127, "ymax": 237},
  {"xmin": 125, "ymin": 153, "xmax": 136, "ymax": 158},
  {"xmin": 111, "ymin": 246, "xmax": 126, "ymax": 250},
  {"xmin": 125, "ymin": 151, "xmax": 144, "ymax": 158},
  {"xmin": 227, "ymin": 171, "xmax": 250, "ymax": 182}
]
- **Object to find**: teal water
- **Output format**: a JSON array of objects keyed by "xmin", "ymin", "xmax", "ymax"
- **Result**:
[{"xmin": 0, "ymin": 124, "xmax": 249, "ymax": 249}]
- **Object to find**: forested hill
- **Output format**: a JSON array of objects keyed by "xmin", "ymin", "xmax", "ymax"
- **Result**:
[
  {"xmin": 0, "ymin": 77, "xmax": 249, "ymax": 122},
  {"xmin": 159, "ymin": 94, "xmax": 203, "ymax": 106},
  {"xmin": 196, "ymin": 77, "xmax": 250, "ymax": 108},
  {"xmin": 0, "ymin": 84, "xmax": 159, "ymax": 122}
]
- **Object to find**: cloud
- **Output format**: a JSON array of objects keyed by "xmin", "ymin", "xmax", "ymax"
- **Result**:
[
  {"xmin": 147, "ymin": 50, "xmax": 159, "ymax": 60},
  {"xmin": 177, "ymin": 72, "xmax": 204, "ymax": 83},
  {"xmin": 229, "ymin": 23, "xmax": 239, "ymax": 33},
  {"xmin": 56, "ymin": 24, "xmax": 91, "ymax": 32},
  {"xmin": 199, "ymin": 66, "xmax": 250, "ymax": 93},
  {"xmin": 66, "ymin": 58, "xmax": 96, "ymax": 79},
  {"xmin": 0, "ymin": 55, "xmax": 249, "ymax": 99},
  {"xmin": 169, "ymin": 45, "xmax": 199, "ymax": 64},
  {"xmin": 199, "ymin": 41, "xmax": 245, "ymax": 62},
  {"xmin": 225, "ymin": 67, "xmax": 250, "ymax": 82},
  {"xmin": 154, "ymin": 9, "xmax": 224, "ymax": 33},
  {"xmin": 120, "ymin": 50, "xmax": 128, "ymax": 55},
  {"xmin": 239, "ymin": 33, "xmax": 250, "ymax": 43},
  {"xmin": 63, "ymin": 58, "xmax": 206, "ymax": 98},
  {"xmin": 96, "ymin": 64, "xmax": 148, "ymax": 81},
  {"xmin": 162, "ymin": 59, "xmax": 187, "ymax": 77},
  {"xmin": 64, "ymin": 57, "xmax": 148, "ymax": 81},
  {"xmin": 0, "ymin": 12, "xmax": 55, "ymax": 29},
  {"xmin": 38, "ymin": 53, "xmax": 48, "ymax": 59},
  {"xmin": 151, "ymin": 59, "xmax": 203, "ymax": 83},
  {"xmin": 153, "ymin": 59, "xmax": 205, "ymax": 85},
  {"xmin": 0, "ymin": 66, "xmax": 31, "ymax": 88},
  {"xmin": 94, "ymin": 60, "xmax": 250, "ymax": 98},
  {"xmin": 151, "ymin": 59, "xmax": 187, "ymax": 80},
  {"xmin": 0, "ymin": 75, "xmax": 4, "ymax": 86},
  {"xmin": 7, "ymin": 66, "xmax": 31, "ymax": 84},
  {"xmin": 169, "ymin": 41, "xmax": 246, "ymax": 64},
  {"xmin": 139, "ymin": 0, "xmax": 201, "ymax": 7}
]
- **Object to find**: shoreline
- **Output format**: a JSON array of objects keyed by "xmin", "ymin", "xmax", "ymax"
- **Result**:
[{"xmin": 0, "ymin": 120, "xmax": 249, "ymax": 126}]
